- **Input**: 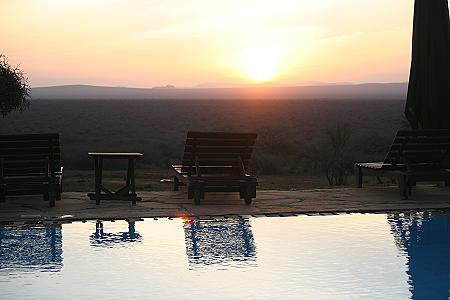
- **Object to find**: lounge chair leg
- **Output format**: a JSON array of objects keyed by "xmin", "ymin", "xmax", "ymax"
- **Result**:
[
  {"xmin": 0, "ymin": 184, "xmax": 5, "ymax": 202},
  {"xmin": 245, "ymin": 186, "xmax": 253, "ymax": 205},
  {"xmin": 49, "ymin": 191, "xmax": 56, "ymax": 207},
  {"xmin": 173, "ymin": 177, "xmax": 179, "ymax": 191},
  {"xmin": 356, "ymin": 166, "xmax": 363, "ymax": 188},
  {"xmin": 244, "ymin": 185, "xmax": 253, "ymax": 205},
  {"xmin": 44, "ymin": 190, "xmax": 49, "ymax": 201},
  {"xmin": 194, "ymin": 188, "xmax": 201, "ymax": 205},
  {"xmin": 187, "ymin": 186, "xmax": 194, "ymax": 199},
  {"xmin": 398, "ymin": 175, "xmax": 408, "ymax": 199},
  {"xmin": 56, "ymin": 183, "xmax": 62, "ymax": 201}
]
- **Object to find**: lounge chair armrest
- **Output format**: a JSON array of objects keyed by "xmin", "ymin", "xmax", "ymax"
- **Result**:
[
  {"xmin": 170, "ymin": 164, "xmax": 182, "ymax": 171},
  {"xmin": 57, "ymin": 166, "xmax": 64, "ymax": 184}
]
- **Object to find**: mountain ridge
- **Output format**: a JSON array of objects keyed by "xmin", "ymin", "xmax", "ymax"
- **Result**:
[{"xmin": 31, "ymin": 82, "xmax": 408, "ymax": 100}]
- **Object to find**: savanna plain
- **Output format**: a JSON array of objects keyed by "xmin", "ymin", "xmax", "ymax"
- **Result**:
[{"xmin": 0, "ymin": 99, "xmax": 406, "ymax": 192}]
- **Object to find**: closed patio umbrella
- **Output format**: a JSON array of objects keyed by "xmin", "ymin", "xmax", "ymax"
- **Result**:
[{"xmin": 405, "ymin": 0, "xmax": 450, "ymax": 129}]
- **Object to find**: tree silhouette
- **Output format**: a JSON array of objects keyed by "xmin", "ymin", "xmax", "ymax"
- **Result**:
[
  {"xmin": 0, "ymin": 55, "xmax": 31, "ymax": 117},
  {"xmin": 308, "ymin": 123, "xmax": 354, "ymax": 186}
]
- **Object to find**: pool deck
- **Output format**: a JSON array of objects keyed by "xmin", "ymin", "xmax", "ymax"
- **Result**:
[{"xmin": 1, "ymin": 185, "xmax": 450, "ymax": 223}]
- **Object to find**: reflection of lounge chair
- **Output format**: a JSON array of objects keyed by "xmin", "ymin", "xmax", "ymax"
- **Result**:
[
  {"xmin": 90, "ymin": 221, "xmax": 141, "ymax": 247},
  {"xmin": 388, "ymin": 214, "xmax": 450, "ymax": 299},
  {"xmin": 0, "ymin": 225, "xmax": 62, "ymax": 271},
  {"xmin": 0, "ymin": 133, "xmax": 64, "ymax": 207},
  {"xmin": 355, "ymin": 130, "xmax": 450, "ymax": 198},
  {"xmin": 171, "ymin": 132, "xmax": 258, "ymax": 204},
  {"xmin": 184, "ymin": 218, "xmax": 256, "ymax": 267}
]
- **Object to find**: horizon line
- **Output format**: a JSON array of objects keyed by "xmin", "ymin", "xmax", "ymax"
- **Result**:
[{"xmin": 32, "ymin": 81, "xmax": 408, "ymax": 90}]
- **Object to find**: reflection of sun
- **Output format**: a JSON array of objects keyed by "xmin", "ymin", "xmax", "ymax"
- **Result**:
[
  {"xmin": 241, "ymin": 46, "xmax": 280, "ymax": 82},
  {"xmin": 177, "ymin": 213, "xmax": 194, "ymax": 224}
]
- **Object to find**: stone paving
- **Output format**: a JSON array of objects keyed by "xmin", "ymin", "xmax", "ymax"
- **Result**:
[{"xmin": 1, "ymin": 185, "xmax": 450, "ymax": 223}]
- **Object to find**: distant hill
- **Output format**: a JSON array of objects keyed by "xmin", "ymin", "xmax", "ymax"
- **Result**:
[{"xmin": 31, "ymin": 82, "xmax": 407, "ymax": 100}]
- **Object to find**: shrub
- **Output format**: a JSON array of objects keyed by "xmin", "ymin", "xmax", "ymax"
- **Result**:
[
  {"xmin": 308, "ymin": 124, "xmax": 354, "ymax": 186},
  {"xmin": 0, "ymin": 55, "xmax": 31, "ymax": 117}
]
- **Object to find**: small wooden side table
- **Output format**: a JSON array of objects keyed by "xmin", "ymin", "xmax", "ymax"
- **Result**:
[{"xmin": 87, "ymin": 152, "xmax": 143, "ymax": 205}]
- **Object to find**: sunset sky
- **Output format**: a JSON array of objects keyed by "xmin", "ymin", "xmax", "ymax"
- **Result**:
[{"xmin": 2, "ymin": 0, "xmax": 416, "ymax": 88}]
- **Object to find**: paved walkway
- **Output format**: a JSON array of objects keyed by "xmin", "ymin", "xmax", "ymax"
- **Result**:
[{"xmin": 1, "ymin": 186, "xmax": 450, "ymax": 223}]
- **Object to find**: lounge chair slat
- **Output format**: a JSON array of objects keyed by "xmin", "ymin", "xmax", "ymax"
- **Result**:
[
  {"xmin": 396, "ymin": 129, "xmax": 450, "ymax": 137},
  {"xmin": 0, "ymin": 147, "xmax": 61, "ymax": 156},
  {"xmin": 185, "ymin": 139, "xmax": 256, "ymax": 147},
  {"xmin": 390, "ymin": 143, "xmax": 450, "ymax": 150},
  {"xmin": 182, "ymin": 158, "xmax": 249, "ymax": 165},
  {"xmin": 187, "ymin": 132, "xmax": 257, "ymax": 139},
  {"xmin": 0, "ymin": 133, "xmax": 59, "ymax": 141},
  {"xmin": 183, "ymin": 145, "xmax": 253, "ymax": 153},
  {"xmin": 182, "ymin": 152, "xmax": 252, "ymax": 160}
]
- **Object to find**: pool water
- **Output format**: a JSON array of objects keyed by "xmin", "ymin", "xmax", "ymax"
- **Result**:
[{"xmin": 0, "ymin": 213, "xmax": 448, "ymax": 300}]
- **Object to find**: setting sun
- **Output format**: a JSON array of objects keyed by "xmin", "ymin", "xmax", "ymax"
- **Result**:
[{"xmin": 241, "ymin": 46, "xmax": 281, "ymax": 82}]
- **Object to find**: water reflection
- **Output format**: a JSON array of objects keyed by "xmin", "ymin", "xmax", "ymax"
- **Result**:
[
  {"xmin": 0, "ymin": 225, "xmax": 62, "ymax": 272},
  {"xmin": 90, "ymin": 221, "xmax": 142, "ymax": 247},
  {"xmin": 183, "ymin": 218, "xmax": 256, "ymax": 268},
  {"xmin": 389, "ymin": 214, "xmax": 450, "ymax": 300}
]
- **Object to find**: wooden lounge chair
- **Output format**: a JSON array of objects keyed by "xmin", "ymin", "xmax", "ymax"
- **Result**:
[
  {"xmin": 171, "ymin": 131, "xmax": 258, "ymax": 205},
  {"xmin": 355, "ymin": 129, "xmax": 450, "ymax": 198},
  {"xmin": 0, "ymin": 133, "xmax": 63, "ymax": 207}
]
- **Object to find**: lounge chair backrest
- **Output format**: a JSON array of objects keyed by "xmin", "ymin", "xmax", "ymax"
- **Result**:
[
  {"xmin": 0, "ymin": 133, "xmax": 61, "ymax": 177},
  {"xmin": 383, "ymin": 129, "xmax": 450, "ymax": 167},
  {"xmin": 181, "ymin": 132, "xmax": 257, "ymax": 175}
]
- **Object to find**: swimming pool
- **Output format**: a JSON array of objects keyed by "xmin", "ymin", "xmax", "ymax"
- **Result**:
[{"xmin": 0, "ymin": 213, "xmax": 448, "ymax": 299}]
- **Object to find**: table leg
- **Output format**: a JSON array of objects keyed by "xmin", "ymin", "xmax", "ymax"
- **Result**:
[
  {"xmin": 99, "ymin": 157, "xmax": 103, "ymax": 187},
  {"xmin": 94, "ymin": 157, "xmax": 100, "ymax": 204},
  {"xmin": 129, "ymin": 158, "xmax": 136, "ymax": 205},
  {"xmin": 98, "ymin": 158, "xmax": 104, "ymax": 204},
  {"xmin": 94, "ymin": 157, "xmax": 103, "ymax": 205},
  {"xmin": 126, "ymin": 159, "xmax": 131, "ymax": 186}
]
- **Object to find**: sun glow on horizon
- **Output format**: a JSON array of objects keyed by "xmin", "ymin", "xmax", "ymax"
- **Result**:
[{"xmin": 241, "ymin": 46, "xmax": 281, "ymax": 82}]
